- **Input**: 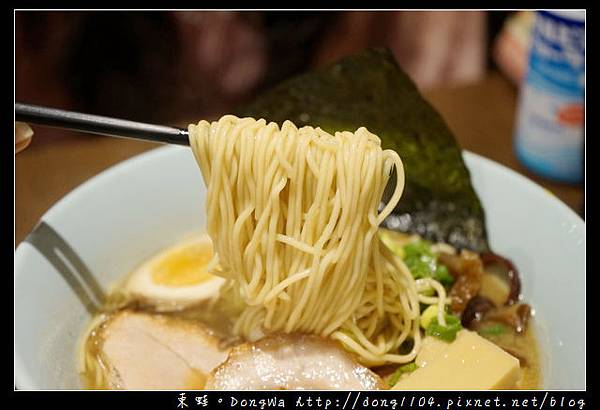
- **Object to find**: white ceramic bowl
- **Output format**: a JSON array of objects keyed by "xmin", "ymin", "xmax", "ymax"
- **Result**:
[{"xmin": 14, "ymin": 146, "xmax": 585, "ymax": 390}]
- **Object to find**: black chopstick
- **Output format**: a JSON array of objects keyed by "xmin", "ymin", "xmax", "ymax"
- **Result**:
[{"xmin": 15, "ymin": 103, "xmax": 190, "ymax": 146}]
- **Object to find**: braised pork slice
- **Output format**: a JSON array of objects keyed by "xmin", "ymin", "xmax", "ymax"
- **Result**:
[
  {"xmin": 96, "ymin": 310, "xmax": 229, "ymax": 389},
  {"xmin": 206, "ymin": 333, "xmax": 385, "ymax": 390}
]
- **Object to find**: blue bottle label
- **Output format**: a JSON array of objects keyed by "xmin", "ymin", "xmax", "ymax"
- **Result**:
[{"xmin": 515, "ymin": 11, "xmax": 585, "ymax": 183}]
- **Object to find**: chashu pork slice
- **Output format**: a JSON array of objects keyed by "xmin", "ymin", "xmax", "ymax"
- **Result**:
[
  {"xmin": 95, "ymin": 310, "xmax": 230, "ymax": 389},
  {"xmin": 206, "ymin": 333, "xmax": 385, "ymax": 390}
]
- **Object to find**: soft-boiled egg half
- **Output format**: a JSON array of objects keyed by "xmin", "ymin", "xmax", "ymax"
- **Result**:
[{"xmin": 123, "ymin": 234, "xmax": 226, "ymax": 311}]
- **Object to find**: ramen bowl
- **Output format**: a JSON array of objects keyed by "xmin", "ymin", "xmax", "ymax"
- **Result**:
[{"xmin": 14, "ymin": 145, "xmax": 585, "ymax": 389}]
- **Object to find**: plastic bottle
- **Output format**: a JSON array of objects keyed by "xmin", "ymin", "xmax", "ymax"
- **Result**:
[{"xmin": 514, "ymin": 10, "xmax": 585, "ymax": 183}]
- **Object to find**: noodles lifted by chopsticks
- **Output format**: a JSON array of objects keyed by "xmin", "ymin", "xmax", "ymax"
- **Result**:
[{"xmin": 188, "ymin": 115, "xmax": 446, "ymax": 365}]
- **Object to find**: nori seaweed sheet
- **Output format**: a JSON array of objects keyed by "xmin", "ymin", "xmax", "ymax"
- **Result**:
[{"xmin": 237, "ymin": 48, "xmax": 489, "ymax": 253}]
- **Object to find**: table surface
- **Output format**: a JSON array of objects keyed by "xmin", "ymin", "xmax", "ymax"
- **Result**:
[{"xmin": 15, "ymin": 72, "xmax": 584, "ymax": 245}]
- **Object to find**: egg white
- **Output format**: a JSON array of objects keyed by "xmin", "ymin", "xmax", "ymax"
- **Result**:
[{"xmin": 123, "ymin": 234, "xmax": 226, "ymax": 311}]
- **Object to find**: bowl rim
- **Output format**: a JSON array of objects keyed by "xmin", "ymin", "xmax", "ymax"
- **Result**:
[{"xmin": 462, "ymin": 150, "xmax": 584, "ymax": 225}]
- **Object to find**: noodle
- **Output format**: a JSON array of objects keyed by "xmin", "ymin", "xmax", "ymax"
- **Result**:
[{"xmin": 188, "ymin": 115, "xmax": 444, "ymax": 365}]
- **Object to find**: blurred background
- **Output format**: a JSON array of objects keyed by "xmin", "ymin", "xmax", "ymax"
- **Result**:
[
  {"xmin": 16, "ymin": 11, "xmax": 505, "ymax": 123},
  {"xmin": 15, "ymin": 11, "xmax": 584, "ymax": 243}
]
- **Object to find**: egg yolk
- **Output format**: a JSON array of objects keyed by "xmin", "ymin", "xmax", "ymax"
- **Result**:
[{"xmin": 151, "ymin": 242, "xmax": 214, "ymax": 287}]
